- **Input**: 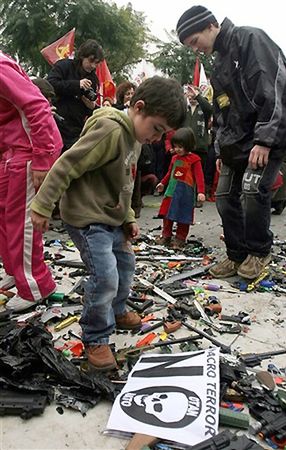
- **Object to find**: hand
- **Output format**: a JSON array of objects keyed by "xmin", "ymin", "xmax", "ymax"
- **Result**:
[
  {"xmin": 80, "ymin": 78, "xmax": 92, "ymax": 90},
  {"xmin": 188, "ymin": 85, "xmax": 200, "ymax": 100},
  {"xmin": 31, "ymin": 210, "xmax": 50, "ymax": 233},
  {"xmin": 156, "ymin": 182, "xmax": 164, "ymax": 193},
  {"xmin": 31, "ymin": 170, "xmax": 48, "ymax": 190},
  {"xmin": 248, "ymin": 145, "xmax": 270, "ymax": 169},
  {"xmin": 216, "ymin": 158, "xmax": 222, "ymax": 174},
  {"xmin": 81, "ymin": 96, "xmax": 96, "ymax": 110},
  {"xmin": 197, "ymin": 193, "xmax": 206, "ymax": 203},
  {"xmin": 124, "ymin": 222, "xmax": 140, "ymax": 240}
]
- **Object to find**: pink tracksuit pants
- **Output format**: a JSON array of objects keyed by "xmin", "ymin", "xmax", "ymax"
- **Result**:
[{"xmin": 0, "ymin": 150, "xmax": 56, "ymax": 301}]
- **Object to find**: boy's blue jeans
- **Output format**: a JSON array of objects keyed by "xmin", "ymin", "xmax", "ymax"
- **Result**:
[{"xmin": 64, "ymin": 223, "xmax": 135, "ymax": 345}]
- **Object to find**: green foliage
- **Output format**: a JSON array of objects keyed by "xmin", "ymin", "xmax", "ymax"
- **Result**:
[
  {"xmin": 151, "ymin": 32, "xmax": 215, "ymax": 85},
  {"xmin": 0, "ymin": 0, "xmax": 150, "ymax": 77}
]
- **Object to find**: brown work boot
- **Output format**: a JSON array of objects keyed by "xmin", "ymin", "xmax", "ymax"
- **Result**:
[
  {"xmin": 209, "ymin": 257, "xmax": 241, "ymax": 278},
  {"xmin": 115, "ymin": 311, "xmax": 142, "ymax": 330},
  {"xmin": 86, "ymin": 344, "xmax": 117, "ymax": 371},
  {"xmin": 171, "ymin": 237, "xmax": 185, "ymax": 250},
  {"xmin": 155, "ymin": 236, "xmax": 171, "ymax": 246},
  {"xmin": 237, "ymin": 254, "xmax": 271, "ymax": 280}
]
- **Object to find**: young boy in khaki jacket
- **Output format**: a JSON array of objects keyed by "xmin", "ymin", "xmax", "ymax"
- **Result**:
[{"xmin": 30, "ymin": 76, "xmax": 187, "ymax": 371}]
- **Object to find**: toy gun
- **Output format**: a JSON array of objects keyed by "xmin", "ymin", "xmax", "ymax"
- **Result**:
[
  {"xmin": 239, "ymin": 348, "xmax": 286, "ymax": 367},
  {"xmin": 0, "ymin": 389, "xmax": 48, "ymax": 420},
  {"xmin": 246, "ymin": 270, "xmax": 269, "ymax": 292},
  {"xmin": 137, "ymin": 278, "xmax": 177, "ymax": 305},
  {"xmin": 184, "ymin": 430, "xmax": 264, "ymax": 450},
  {"xmin": 249, "ymin": 407, "xmax": 286, "ymax": 446},
  {"xmin": 183, "ymin": 320, "xmax": 231, "ymax": 353},
  {"xmin": 115, "ymin": 334, "xmax": 201, "ymax": 365},
  {"xmin": 259, "ymin": 412, "xmax": 286, "ymax": 442},
  {"xmin": 40, "ymin": 304, "xmax": 83, "ymax": 324},
  {"xmin": 158, "ymin": 264, "xmax": 214, "ymax": 286}
]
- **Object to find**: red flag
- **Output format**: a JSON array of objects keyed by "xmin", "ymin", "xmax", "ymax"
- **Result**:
[
  {"xmin": 41, "ymin": 28, "xmax": 75, "ymax": 65},
  {"xmin": 193, "ymin": 57, "xmax": 200, "ymax": 87},
  {"xmin": 96, "ymin": 59, "xmax": 116, "ymax": 101}
]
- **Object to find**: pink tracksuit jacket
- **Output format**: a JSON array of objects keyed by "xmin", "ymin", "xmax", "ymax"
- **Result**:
[{"xmin": 0, "ymin": 51, "xmax": 63, "ymax": 301}]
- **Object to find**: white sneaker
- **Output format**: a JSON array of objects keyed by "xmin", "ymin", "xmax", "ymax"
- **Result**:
[
  {"xmin": 0, "ymin": 274, "xmax": 15, "ymax": 290},
  {"xmin": 5, "ymin": 295, "xmax": 39, "ymax": 312}
]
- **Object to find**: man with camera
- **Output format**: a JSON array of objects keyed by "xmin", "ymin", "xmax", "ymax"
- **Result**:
[{"xmin": 48, "ymin": 39, "xmax": 104, "ymax": 152}]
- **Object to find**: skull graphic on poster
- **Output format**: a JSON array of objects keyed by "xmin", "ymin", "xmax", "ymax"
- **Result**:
[{"xmin": 120, "ymin": 386, "xmax": 202, "ymax": 428}]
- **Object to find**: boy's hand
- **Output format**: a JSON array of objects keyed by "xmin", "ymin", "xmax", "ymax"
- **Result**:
[
  {"xmin": 156, "ymin": 182, "xmax": 164, "ymax": 193},
  {"xmin": 248, "ymin": 145, "xmax": 270, "ymax": 169},
  {"xmin": 31, "ymin": 170, "xmax": 48, "ymax": 190},
  {"xmin": 188, "ymin": 85, "xmax": 200, "ymax": 99},
  {"xmin": 124, "ymin": 222, "xmax": 140, "ymax": 240},
  {"xmin": 31, "ymin": 210, "xmax": 50, "ymax": 233},
  {"xmin": 197, "ymin": 193, "xmax": 206, "ymax": 203}
]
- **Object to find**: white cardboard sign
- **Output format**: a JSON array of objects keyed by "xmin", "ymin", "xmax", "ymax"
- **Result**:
[{"xmin": 107, "ymin": 348, "xmax": 220, "ymax": 446}]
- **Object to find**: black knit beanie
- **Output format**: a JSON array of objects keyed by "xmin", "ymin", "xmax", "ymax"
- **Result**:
[{"xmin": 176, "ymin": 5, "xmax": 217, "ymax": 43}]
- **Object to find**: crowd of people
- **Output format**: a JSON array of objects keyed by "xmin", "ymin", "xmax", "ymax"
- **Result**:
[{"xmin": 1, "ymin": 4, "xmax": 286, "ymax": 370}]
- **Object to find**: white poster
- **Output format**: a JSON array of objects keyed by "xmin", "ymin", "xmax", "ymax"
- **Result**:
[{"xmin": 107, "ymin": 348, "xmax": 220, "ymax": 446}]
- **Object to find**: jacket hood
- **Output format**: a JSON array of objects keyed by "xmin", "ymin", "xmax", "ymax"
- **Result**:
[{"xmin": 82, "ymin": 107, "xmax": 136, "ymax": 139}]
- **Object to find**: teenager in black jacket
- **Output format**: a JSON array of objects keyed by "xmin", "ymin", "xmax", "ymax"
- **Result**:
[
  {"xmin": 177, "ymin": 5, "xmax": 286, "ymax": 279},
  {"xmin": 48, "ymin": 39, "xmax": 104, "ymax": 151}
]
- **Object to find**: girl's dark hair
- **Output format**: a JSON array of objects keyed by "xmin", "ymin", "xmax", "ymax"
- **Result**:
[
  {"xmin": 116, "ymin": 81, "xmax": 136, "ymax": 104},
  {"xmin": 76, "ymin": 39, "xmax": 104, "ymax": 62},
  {"xmin": 171, "ymin": 127, "xmax": 196, "ymax": 153}
]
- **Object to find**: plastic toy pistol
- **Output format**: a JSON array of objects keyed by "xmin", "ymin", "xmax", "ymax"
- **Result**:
[{"xmin": 240, "ymin": 348, "xmax": 286, "ymax": 367}]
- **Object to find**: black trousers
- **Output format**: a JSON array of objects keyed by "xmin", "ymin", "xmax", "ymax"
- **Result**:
[{"xmin": 216, "ymin": 158, "xmax": 282, "ymax": 261}]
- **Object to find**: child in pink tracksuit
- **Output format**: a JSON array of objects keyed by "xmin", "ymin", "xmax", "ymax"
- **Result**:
[{"xmin": 0, "ymin": 51, "xmax": 62, "ymax": 311}]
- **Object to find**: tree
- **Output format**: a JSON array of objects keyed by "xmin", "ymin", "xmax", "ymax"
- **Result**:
[
  {"xmin": 151, "ymin": 32, "xmax": 215, "ymax": 85},
  {"xmin": 0, "ymin": 0, "xmax": 150, "ymax": 78}
]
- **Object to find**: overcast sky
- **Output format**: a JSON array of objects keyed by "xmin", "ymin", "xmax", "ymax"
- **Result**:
[{"xmin": 113, "ymin": 0, "xmax": 286, "ymax": 54}]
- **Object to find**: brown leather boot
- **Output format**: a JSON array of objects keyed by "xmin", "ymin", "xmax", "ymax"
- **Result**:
[
  {"xmin": 85, "ymin": 344, "xmax": 117, "ymax": 371},
  {"xmin": 155, "ymin": 236, "xmax": 171, "ymax": 246},
  {"xmin": 171, "ymin": 237, "xmax": 185, "ymax": 250},
  {"xmin": 115, "ymin": 311, "xmax": 142, "ymax": 330}
]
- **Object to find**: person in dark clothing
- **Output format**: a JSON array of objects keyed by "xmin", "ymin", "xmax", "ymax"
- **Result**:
[
  {"xmin": 131, "ymin": 144, "xmax": 158, "ymax": 217},
  {"xmin": 204, "ymin": 124, "xmax": 218, "ymax": 200},
  {"xmin": 113, "ymin": 81, "xmax": 136, "ymax": 111},
  {"xmin": 177, "ymin": 5, "xmax": 286, "ymax": 280},
  {"xmin": 48, "ymin": 39, "xmax": 104, "ymax": 151},
  {"xmin": 184, "ymin": 85, "xmax": 212, "ymax": 173},
  {"xmin": 153, "ymin": 136, "xmax": 172, "ymax": 183}
]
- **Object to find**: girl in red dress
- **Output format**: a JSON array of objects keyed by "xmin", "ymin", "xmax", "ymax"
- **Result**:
[{"xmin": 156, "ymin": 127, "xmax": 205, "ymax": 249}]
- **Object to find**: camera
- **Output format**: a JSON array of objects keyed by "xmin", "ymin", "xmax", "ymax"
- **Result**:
[{"xmin": 81, "ymin": 87, "xmax": 97, "ymax": 102}]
